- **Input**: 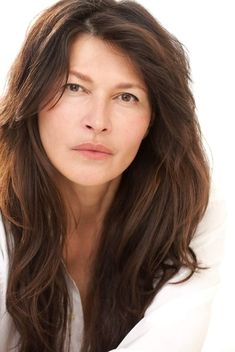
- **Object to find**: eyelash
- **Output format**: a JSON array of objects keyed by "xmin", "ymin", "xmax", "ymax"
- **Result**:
[
  {"xmin": 64, "ymin": 83, "xmax": 84, "ymax": 93},
  {"xmin": 64, "ymin": 83, "xmax": 139, "ymax": 103}
]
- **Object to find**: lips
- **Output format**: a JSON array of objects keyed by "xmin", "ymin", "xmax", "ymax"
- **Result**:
[{"xmin": 72, "ymin": 143, "xmax": 113, "ymax": 154}]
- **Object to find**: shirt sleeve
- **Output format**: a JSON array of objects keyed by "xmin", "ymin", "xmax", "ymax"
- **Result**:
[
  {"xmin": 109, "ymin": 185, "xmax": 227, "ymax": 352},
  {"xmin": 0, "ymin": 216, "xmax": 20, "ymax": 351},
  {"xmin": 0, "ymin": 214, "xmax": 8, "ymax": 320}
]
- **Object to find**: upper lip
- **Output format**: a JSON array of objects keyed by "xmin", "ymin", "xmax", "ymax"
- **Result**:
[{"xmin": 72, "ymin": 143, "xmax": 113, "ymax": 154}]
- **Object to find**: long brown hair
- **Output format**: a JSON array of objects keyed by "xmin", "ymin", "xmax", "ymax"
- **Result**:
[{"xmin": 0, "ymin": 0, "xmax": 210, "ymax": 351}]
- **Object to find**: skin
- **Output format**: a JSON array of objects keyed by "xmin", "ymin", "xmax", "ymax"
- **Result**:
[{"xmin": 38, "ymin": 34, "xmax": 151, "ymax": 298}]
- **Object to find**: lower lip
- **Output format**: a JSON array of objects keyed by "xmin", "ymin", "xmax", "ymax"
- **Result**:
[{"xmin": 74, "ymin": 149, "xmax": 112, "ymax": 160}]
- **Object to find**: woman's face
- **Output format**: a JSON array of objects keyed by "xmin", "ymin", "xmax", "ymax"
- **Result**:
[{"xmin": 38, "ymin": 34, "xmax": 151, "ymax": 187}]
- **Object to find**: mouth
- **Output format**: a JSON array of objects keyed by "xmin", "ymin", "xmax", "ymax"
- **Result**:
[{"xmin": 72, "ymin": 143, "xmax": 113, "ymax": 160}]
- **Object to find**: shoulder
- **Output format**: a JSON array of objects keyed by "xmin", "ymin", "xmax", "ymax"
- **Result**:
[
  {"xmin": 0, "ymin": 213, "xmax": 9, "ymax": 268},
  {"xmin": 0, "ymin": 213, "xmax": 9, "ymax": 318},
  {"xmin": 190, "ymin": 182, "xmax": 227, "ymax": 268},
  {"xmin": 0, "ymin": 216, "xmax": 23, "ymax": 350},
  {"xmin": 151, "ymin": 183, "xmax": 227, "ymax": 306},
  {"xmin": 113, "ymin": 184, "xmax": 228, "ymax": 351}
]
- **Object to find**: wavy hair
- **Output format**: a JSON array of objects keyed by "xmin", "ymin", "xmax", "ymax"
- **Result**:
[{"xmin": 0, "ymin": 0, "xmax": 210, "ymax": 351}]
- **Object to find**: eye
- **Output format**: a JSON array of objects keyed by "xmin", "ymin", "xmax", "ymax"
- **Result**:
[
  {"xmin": 118, "ymin": 93, "xmax": 139, "ymax": 103},
  {"xmin": 64, "ymin": 83, "xmax": 86, "ymax": 93}
]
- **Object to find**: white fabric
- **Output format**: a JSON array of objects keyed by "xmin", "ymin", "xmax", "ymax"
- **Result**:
[{"xmin": 0, "ymin": 185, "xmax": 227, "ymax": 351}]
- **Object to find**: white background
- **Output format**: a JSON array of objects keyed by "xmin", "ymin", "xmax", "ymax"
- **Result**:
[{"xmin": 0, "ymin": 1, "xmax": 234, "ymax": 350}]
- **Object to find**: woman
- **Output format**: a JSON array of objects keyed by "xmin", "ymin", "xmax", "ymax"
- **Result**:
[{"xmin": 0, "ymin": 0, "xmax": 226, "ymax": 351}]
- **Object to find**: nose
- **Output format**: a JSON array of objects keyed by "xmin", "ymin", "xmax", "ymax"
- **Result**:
[{"xmin": 81, "ymin": 97, "xmax": 112, "ymax": 135}]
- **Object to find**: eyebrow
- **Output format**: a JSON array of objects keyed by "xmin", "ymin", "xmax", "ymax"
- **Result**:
[{"xmin": 69, "ymin": 70, "xmax": 147, "ymax": 93}]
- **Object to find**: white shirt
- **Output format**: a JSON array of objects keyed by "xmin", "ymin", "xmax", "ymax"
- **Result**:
[{"xmin": 0, "ymin": 186, "xmax": 227, "ymax": 352}]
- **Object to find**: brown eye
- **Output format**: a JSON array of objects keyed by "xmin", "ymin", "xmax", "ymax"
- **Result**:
[
  {"xmin": 64, "ymin": 83, "xmax": 85, "ymax": 93},
  {"xmin": 120, "ymin": 93, "xmax": 139, "ymax": 103}
]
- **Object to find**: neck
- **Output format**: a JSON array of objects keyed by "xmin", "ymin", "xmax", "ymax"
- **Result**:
[{"xmin": 58, "ymin": 175, "xmax": 121, "ymax": 234}]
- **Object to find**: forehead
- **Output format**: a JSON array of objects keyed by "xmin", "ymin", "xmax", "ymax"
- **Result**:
[{"xmin": 68, "ymin": 33, "xmax": 146, "ymax": 85}]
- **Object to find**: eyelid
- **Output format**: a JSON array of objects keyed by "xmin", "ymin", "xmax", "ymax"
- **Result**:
[
  {"xmin": 65, "ymin": 82, "xmax": 83, "ymax": 88},
  {"xmin": 64, "ymin": 82, "xmax": 87, "ymax": 93},
  {"xmin": 116, "ymin": 92, "xmax": 139, "ymax": 103},
  {"xmin": 64, "ymin": 83, "xmax": 139, "ymax": 102}
]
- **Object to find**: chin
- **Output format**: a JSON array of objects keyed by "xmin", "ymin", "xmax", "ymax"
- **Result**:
[{"xmin": 71, "ymin": 177, "xmax": 112, "ymax": 187}]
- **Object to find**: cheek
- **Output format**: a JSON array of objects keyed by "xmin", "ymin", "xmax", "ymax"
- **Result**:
[
  {"xmin": 38, "ymin": 114, "xmax": 53, "ymax": 151},
  {"xmin": 120, "ymin": 117, "xmax": 149, "ymax": 146},
  {"xmin": 38, "ymin": 108, "xmax": 68, "ymax": 147},
  {"xmin": 119, "ymin": 121, "xmax": 149, "ymax": 161}
]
